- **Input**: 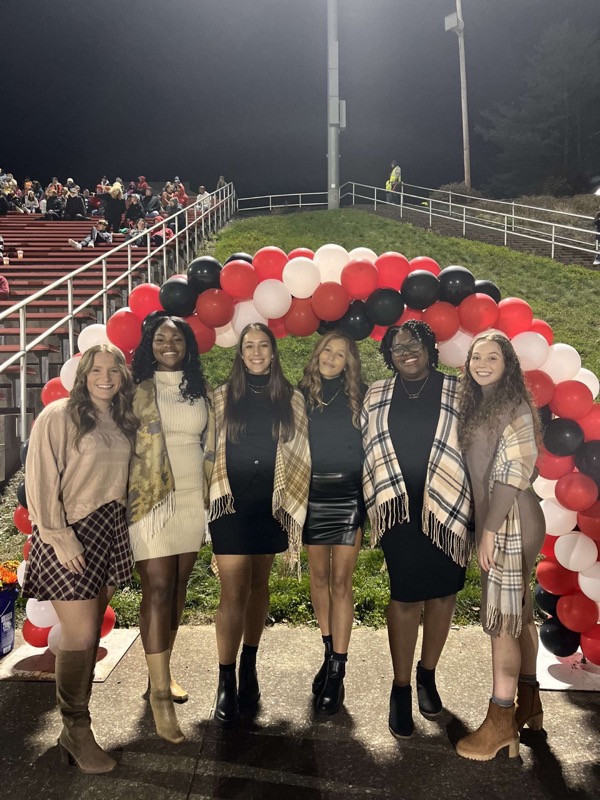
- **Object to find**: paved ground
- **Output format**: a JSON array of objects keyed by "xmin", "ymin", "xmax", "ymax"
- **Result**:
[{"xmin": 1, "ymin": 625, "xmax": 598, "ymax": 800}]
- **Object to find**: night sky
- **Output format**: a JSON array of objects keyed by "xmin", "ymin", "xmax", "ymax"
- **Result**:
[{"xmin": 2, "ymin": 0, "xmax": 599, "ymax": 197}]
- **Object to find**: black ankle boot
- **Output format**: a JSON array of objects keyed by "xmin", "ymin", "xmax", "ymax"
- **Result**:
[
  {"xmin": 316, "ymin": 659, "xmax": 345, "ymax": 715},
  {"xmin": 238, "ymin": 653, "xmax": 260, "ymax": 707},
  {"xmin": 215, "ymin": 668, "xmax": 239, "ymax": 725},
  {"xmin": 389, "ymin": 683, "xmax": 414, "ymax": 739},
  {"xmin": 416, "ymin": 661, "xmax": 442, "ymax": 718},
  {"xmin": 312, "ymin": 639, "xmax": 333, "ymax": 696}
]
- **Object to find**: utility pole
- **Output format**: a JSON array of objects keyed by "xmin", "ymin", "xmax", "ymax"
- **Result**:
[
  {"xmin": 445, "ymin": 0, "xmax": 471, "ymax": 187},
  {"xmin": 327, "ymin": 0, "xmax": 346, "ymax": 209}
]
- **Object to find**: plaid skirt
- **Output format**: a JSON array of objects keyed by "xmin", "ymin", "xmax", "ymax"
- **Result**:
[{"xmin": 21, "ymin": 501, "xmax": 133, "ymax": 601}]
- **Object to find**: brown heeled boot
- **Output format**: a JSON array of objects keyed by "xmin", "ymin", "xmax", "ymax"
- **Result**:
[
  {"xmin": 515, "ymin": 680, "xmax": 543, "ymax": 731},
  {"xmin": 145, "ymin": 651, "xmax": 185, "ymax": 744},
  {"xmin": 55, "ymin": 647, "xmax": 117, "ymax": 774},
  {"xmin": 456, "ymin": 700, "xmax": 519, "ymax": 761}
]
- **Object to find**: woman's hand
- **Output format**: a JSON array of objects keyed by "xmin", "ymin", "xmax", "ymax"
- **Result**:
[
  {"xmin": 63, "ymin": 553, "xmax": 86, "ymax": 574},
  {"xmin": 478, "ymin": 530, "xmax": 496, "ymax": 573}
]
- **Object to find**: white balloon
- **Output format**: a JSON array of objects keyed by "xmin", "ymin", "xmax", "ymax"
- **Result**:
[
  {"xmin": 77, "ymin": 323, "xmax": 109, "ymax": 354},
  {"xmin": 231, "ymin": 301, "xmax": 268, "ymax": 336},
  {"xmin": 16, "ymin": 560, "xmax": 27, "ymax": 586},
  {"xmin": 554, "ymin": 532, "xmax": 599, "ymax": 572},
  {"xmin": 313, "ymin": 243, "xmax": 350, "ymax": 284},
  {"xmin": 282, "ymin": 257, "xmax": 321, "ymax": 299},
  {"xmin": 578, "ymin": 561, "xmax": 600, "ymax": 602},
  {"xmin": 253, "ymin": 280, "xmax": 292, "ymax": 319},
  {"xmin": 26, "ymin": 598, "xmax": 60, "ymax": 628},
  {"xmin": 541, "ymin": 498, "xmax": 578, "ymax": 536},
  {"xmin": 349, "ymin": 246, "xmax": 378, "ymax": 264},
  {"xmin": 214, "ymin": 322, "xmax": 239, "ymax": 348},
  {"xmin": 438, "ymin": 329, "xmax": 473, "ymax": 369},
  {"xmin": 511, "ymin": 331, "xmax": 550, "ymax": 372},
  {"xmin": 533, "ymin": 475, "xmax": 558, "ymax": 500},
  {"xmin": 48, "ymin": 623, "xmax": 62, "ymax": 656},
  {"xmin": 573, "ymin": 368, "xmax": 600, "ymax": 400},
  {"xmin": 540, "ymin": 343, "xmax": 581, "ymax": 383},
  {"xmin": 59, "ymin": 355, "xmax": 81, "ymax": 392}
]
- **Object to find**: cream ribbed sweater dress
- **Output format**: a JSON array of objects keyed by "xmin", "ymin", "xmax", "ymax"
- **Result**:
[{"xmin": 132, "ymin": 370, "xmax": 208, "ymax": 561}]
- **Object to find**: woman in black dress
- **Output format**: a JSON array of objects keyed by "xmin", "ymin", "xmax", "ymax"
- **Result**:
[
  {"xmin": 362, "ymin": 321, "xmax": 472, "ymax": 739},
  {"xmin": 208, "ymin": 323, "xmax": 310, "ymax": 725},
  {"xmin": 299, "ymin": 332, "xmax": 367, "ymax": 715}
]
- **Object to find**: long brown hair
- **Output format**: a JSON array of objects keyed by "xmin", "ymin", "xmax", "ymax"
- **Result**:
[
  {"xmin": 298, "ymin": 331, "xmax": 364, "ymax": 427},
  {"xmin": 224, "ymin": 323, "xmax": 295, "ymax": 443},
  {"xmin": 457, "ymin": 332, "xmax": 542, "ymax": 450},
  {"xmin": 67, "ymin": 344, "xmax": 138, "ymax": 450}
]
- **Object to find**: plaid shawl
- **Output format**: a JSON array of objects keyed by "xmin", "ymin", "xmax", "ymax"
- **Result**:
[
  {"xmin": 361, "ymin": 374, "xmax": 473, "ymax": 567},
  {"xmin": 207, "ymin": 384, "xmax": 311, "ymax": 564},
  {"xmin": 127, "ymin": 379, "xmax": 215, "ymax": 547},
  {"xmin": 486, "ymin": 410, "xmax": 538, "ymax": 638}
]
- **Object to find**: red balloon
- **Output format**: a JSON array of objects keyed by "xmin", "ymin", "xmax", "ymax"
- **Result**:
[
  {"xmin": 288, "ymin": 247, "xmax": 314, "ymax": 260},
  {"xmin": 529, "ymin": 318, "xmax": 553, "ymax": 345},
  {"xmin": 536, "ymin": 558, "xmax": 579, "ymax": 595},
  {"xmin": 458, "ymin": 293, "xmax": 499, "ymax": 335},
  {"xmin": 496, "ymin": 297, "xmax": 533, "ymax": 338},
  {"xmin": 409, "ymin": 256, "xmax": 441, "ymax": 276},
  {"xmin": 422, "ymin": 301, "xmax": 460, "ymax": 343},
  {"xmin": 581, "ymin": 624, "xmax": 600, "ymax": 666},
  {"xmin": 220, "ymin": 260, "xmax": 259, "ymax": 300},
  {"xmin": 341, "ymin": 259, "xmax": 379, "ymax": 300},
  {"xmin": 13, "ymin": 504, "xmax": 32, "ymax": 535},
  {"xmin": 100, "ymin": 605, "xmax": 116, "ymax": 638},
  {"xmin": 536, "ymin": 447, "xmax": 575, "ymax": 480},
  {"xmin": 195, "ymin": 288, "xmax": 234, "ymax": 328},
  {"xmin": 253, "ymin": 246, "xmax": 288, "ymax": 281},
  {"xmin": 128, "ymin": 283, "xmax": 164, "ymax": 320},
  {"xmin": 22, "ymin": 619, "xmax": 50, "ymax": 649},
  {"xmin": 123, "ymin": 349, "xmax": 135, "ymax": 367},
  {"xmin": 311, "ymin": 282, "xmax": 350, "ymax": 321},
  {"xmin": 183, "ymin": 314, "xmax": 216, "ymax": 354},
  {"xmin": 549, "ymin": 380, "xmax": 594, "ymax": 421},
  {"xmin": 375, "ymin": 252, "xmax": 411, "ymax": 290},
  {"xmin": 395, "ymin": 307, "xmax": 424, "ymax": 325},
  {"xmin": 555, "ymin": 472, "xmax": 599, "ymax": 512},
  {"xmin": 525, "ymin": 370, "xmax": 555, "ymax": 407},
  {"xmin": 370, "ymin": 324, "xmax": 388, "ymax": 342},
  {"xmin": 41, "ymin": 377, "xmax": 70, "ymax": 406},
  {"xmin": 284, "ymin": 298, "xmax": 320, "ymax": 336},
  {"xmin": 578, "ymin": 501, "xmax": 600, "ymax": 542},
  {"xmin": 106, "ymin": 310, "xmax": 142, "ymax": 352},
  {"xmin": 557, "ymin": 592, "xmax": 599, "ymax": 633},
  {"xmin": 578, "ymin": 405, "xmax": 600, "ymax": 442},
  {"xmin": 268, "ymin": 317, "xmax": 288, "ymax": 339},
  {"xmin": 23, "ymin": 537, "xmax": 32, "ymax": 560},
  {"xmin": 540, "ymin": 534, "xmax": 556, "ymax": 559}
]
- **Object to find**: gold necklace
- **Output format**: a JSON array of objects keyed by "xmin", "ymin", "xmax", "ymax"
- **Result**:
[
  {"xmin": 399, "ymin": 373, "xmax": 430, "ymax": 400},
  {"xmin": 320, "ymin": 387, "xmax": 342, "ymax": 407}
]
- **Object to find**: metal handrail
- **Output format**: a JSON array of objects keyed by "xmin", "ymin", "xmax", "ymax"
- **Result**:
[{"xmin": 237, "ymin": 191, "xmax": 328, "ymax": 213}]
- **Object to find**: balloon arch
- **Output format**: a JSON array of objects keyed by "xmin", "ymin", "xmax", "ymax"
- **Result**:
[{"xmin": 14, "ymin": 244, "xmax": 600, "ymax": 666}]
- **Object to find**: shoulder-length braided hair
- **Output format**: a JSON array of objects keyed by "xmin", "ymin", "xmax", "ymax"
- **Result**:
[
  {"xmin": 131, "ymin": 315, "xmax": 209, "ymax": 403},
  {"xmin": 380, "ymin": 319, "xmax": 439, "ymax": 372},
  {"xmin": 457, "ymin": 332, "xmax": 542, "ymax": 450},
  {"xmin": 224, "ymin": 323, "xmax": 294, "ymax": 444},
  {"xmin": 298, "ymin": 331, "xmax": 364, "ymax": 428},
  {"xmin": 67, "ymin": 343, "xmax": 138, "ymax": 450}
]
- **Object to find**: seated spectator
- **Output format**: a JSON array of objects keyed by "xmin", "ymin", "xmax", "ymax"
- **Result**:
[
  {"xmin": 64, "ymin": 188, "xmax": 87, "ymax": 220},
  {"xmin": 195, "ymin": 185, "xmax": 211, "ymax": 211},
  {"xmin": 0, "ymin": 272, "xmax": 10, "ymax": 300},
  {"xmin": 150, "ymin": 216, "xmax": 175, "ymax": 247},
  {"xmin": 65, "ymin": 177, "xmax": 76, "ymax": 192},
  {"xmin": 125, "ymin": 194, "xmax": 145, "ymax": 225},
  {"xmin": 161, "ymin": 181, "xmax": 174, "ymax": 208},
  {"xmin": 126, "ymin": 180, "xmax": 137, "ymax": 198},
  {"xmin": 124, "ymin": 217, "xmax": 148, "ymax": 246},
  {"xmin": 175, "ymin": 181, "xmax": 189, "ymax": 208},
  {"xmin": 68, "ymin": 219, "xmax": 113, "ymax": 250},
  {"xmin": 137, "ymin": 175, "xmax": 149, "ymax": 192},
  {"xmin": 32, "ymin": 180, "xmax": 44, "ymax": 201},
  {"xmin": 46, "ymin": 176, "xmax": 63, "ymax": 195},
  {"xmin": 96, "ymin": 176, "xmax": 110, "ymax": 193},
  {"xmin": 44, "ymin": 188, "xmax": 65, "ymax": 220},
  {"xmin": 142, "ymin": 187, "xmax": 161, "ymax": 218},
  {"xmin": 115, "ymin": 177, "xmax": 125, "ymax": 189},
  {"xmin": 23, "ymin": 177, "xmax": 33, "ymax": 193},
  {"xmin": 23, "ymin": 190, "xmax": 40, "ymax": 214},
  {"xmin": 165, "ymin": 195, "xmax": 185, "ymax": 233}
]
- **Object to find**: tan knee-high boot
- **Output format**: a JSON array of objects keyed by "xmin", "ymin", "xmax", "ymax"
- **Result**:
[
  {"xmin": 145, "ymin": 651, "xmax": 185, "ymax": 744},
  {"xmin": 515, "ymin": 680, "xmax": 543, "ymax": 731},
  {"xmin": 169, "ymin": 630, "xmax": 188, "ymax": 703},
  {"xmin": 456, "ymin": 700, "xmax": 519, "ymax": 761},
  {"xmin": 55, "ymin": 647, "xmax": 116, "ymax": 774}
]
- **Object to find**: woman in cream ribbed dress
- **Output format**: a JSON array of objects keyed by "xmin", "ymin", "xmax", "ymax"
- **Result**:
[{"xmin": 129, "ymin": 315, "xmax": 213, "ymax": 745}]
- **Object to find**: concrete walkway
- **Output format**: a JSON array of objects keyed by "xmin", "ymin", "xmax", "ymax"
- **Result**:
[{"xmin": 1, "ymin": 625, "xmax": 598, "ymax": 800}]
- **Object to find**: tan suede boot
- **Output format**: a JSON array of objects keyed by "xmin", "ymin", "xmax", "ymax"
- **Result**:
[
  {"xmin": 515, "ymin": 680, "xmax": 544, "ymax": 731},
  {"xmin": 55, "ymin": 647, "xmax": 117, "ymax": 774},
  {"xmin": 456, "ymin": 700, "xmax": 519, "ymax": 761},
  {"xmin": 145, "ymin": 651, "xmax": 185, "ymax": 744},
  {"xmin": 169, "ymin": 630, "xmax": 189, "ymax": 704}
]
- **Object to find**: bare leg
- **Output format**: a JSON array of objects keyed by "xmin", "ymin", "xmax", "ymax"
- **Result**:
[
  {"xmin": 137, "ymin": 556, "xmax": 177, "ymax": 655},
  {"xmin": 243, "ymin": 554, "xmax": 275, "ymax": 647},
  {"xmin": 305, "ymin": 545, "xmax": 332, "ymax": 637},
  {"xmin": 215, "ymin": 554, "xmax": 252, "ymax": 664},
  {"xmin": 387, "ymin": 600, "xmax": 423, "ymax": 685},
  {"xmin": 420, "ymin": 594, "xmax": 457, "ymax": 670},
  {"xmin": 329, "ymin": 532, "xmax": 362, "ymax": 654}
]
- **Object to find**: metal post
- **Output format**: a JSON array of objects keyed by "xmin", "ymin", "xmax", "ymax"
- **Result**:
[
  {"xmin": 551, "ymin": 225, "xmax": 555, "ymax": 259},
  {"xmin": 19, "ymin": 306, "xmax": 27, "ymax": 440},
  {"xmin": 446, "ymin": 1, "xmax": 471, "ymax": 187},
  {"xmin": 504, "ymin": 215, "xmax": 508, "ymax": 246},
  {"xmin": 400, "ymin": 184, "xmax": 404, "ymax": 218},
  {"xmin": 327, "ymin": 0, "xmax": 340, "ymax": 209},
  {"xmin": 102, "ymin": 258, "xmax": 108, "ymax": 323},
  {"xmin": 67, "ymin": 279, "xmax": 75, "ymax": 358}
]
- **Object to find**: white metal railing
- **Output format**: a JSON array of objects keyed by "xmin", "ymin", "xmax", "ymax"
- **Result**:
[
  {"xmin": 0, "ymin": 183, "xmax": 235, "ymax": 440},
  {"xmin": 237, "ymin": 191, "xmax": 328, "ymax": 213}
]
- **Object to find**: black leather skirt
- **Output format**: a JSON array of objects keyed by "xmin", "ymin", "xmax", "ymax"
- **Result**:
[{"xmin": 303, "ymin": 471, "xmax": 365, "ymax": 546}]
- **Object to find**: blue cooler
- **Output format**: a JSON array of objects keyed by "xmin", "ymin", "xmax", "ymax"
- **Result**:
[{"xmin": 0, "ymin": 586, "xmax": 19, "ymax": 657}]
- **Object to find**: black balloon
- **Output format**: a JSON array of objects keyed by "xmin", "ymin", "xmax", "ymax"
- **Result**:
[
  {"xmin": 574, "ymin": 440, "xmax": 600, "ymax": 484},
  {"xmin": 159, "ymin": 278, "xmax": 198, "ymax": 317},
  {"xmin": 317, "ymin": 320, "xmax": 340, "ymax": 335},
  {"xmin": 538, "ymin": 404, "xmax": 552, "ymax": 432},
  {"xmin": 438, "ymin": 266, "xmax": 476, "ymax": 305},
  {"xmin": 142, "ymin": 309, "xmax": 168, "ymax": 331},
  {"xmin": 365, "ymin": 288, "xmax": 405, "ymax": 326},
  {"xmin": 20, "ymin": 439, "xmax": 29, "ymax": 468},
  {"xmin": 336, "ymin": 300, "xmax": 374, "ymax": 341},
  {"xmin": 539, "ymin": 617, "xmax": 581, "ymax": 657},
  {"xmin": 474, "ymin": 279, "xmax": 502, "ymax": 304},
  {"xmin": 534, "ymin": 585, "xmax": 559, "ymax": 617},
  {"xmin": 17, "ymin": 479, "xmax": 27, "ymax": 509},
  {"xmin": 543, "ymin": 418, "xmax": 584, "ymax": 457},
  {"xmin": 187, "ymin": 256, "xmax": 222, "ymax": 295},
  {"xmin": 401, "ymin": 270, "xmax": 440, "ymax": 310},
  {"xmin": 225, "ymin": 252, "xmax": 253, "ymax": 265}
]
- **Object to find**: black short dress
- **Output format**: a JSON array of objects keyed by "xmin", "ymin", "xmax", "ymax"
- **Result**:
[
  {"xmin": 302, "ymin": 375, "xmax": 366, "ymax": 547},
  {"xmin": 381, "ymin": 370, "xmax": 466, "ymax": 602}
]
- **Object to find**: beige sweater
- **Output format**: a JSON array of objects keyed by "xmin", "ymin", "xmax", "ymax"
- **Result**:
[{"xmin": 25, "ymin": 398, "xmax": 131, "ymax": 564}]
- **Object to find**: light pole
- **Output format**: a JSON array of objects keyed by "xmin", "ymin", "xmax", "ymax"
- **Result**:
[
  {"xmin": 327, "ymin": 0, "xmax": 346, "ymax": 209},
  {"xmin": 445, "ymin": 0, "xmax": 471, "ymax": 187}
]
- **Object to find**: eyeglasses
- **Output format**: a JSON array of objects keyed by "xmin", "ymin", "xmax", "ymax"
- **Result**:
[{"xmin": 391, "ymin": 341, "xmax": 423, "ymax": 356}]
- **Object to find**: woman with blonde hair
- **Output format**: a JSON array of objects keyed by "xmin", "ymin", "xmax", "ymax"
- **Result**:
[
  {"xmin": 102, "ymin": 182, "xmax": 126, "ymax": 232},
  {"xmin": 298, "ymin": 331, "xmax": 367, "ymax": 714},
  {"xmin": 22, "ymin": 344, "xmax": 137, "ymax": 774}
]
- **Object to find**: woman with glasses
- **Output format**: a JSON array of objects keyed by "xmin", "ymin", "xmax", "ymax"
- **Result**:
[{"xmin": 362, "ymin": 320, "xmax": 472, "ymax": 740}]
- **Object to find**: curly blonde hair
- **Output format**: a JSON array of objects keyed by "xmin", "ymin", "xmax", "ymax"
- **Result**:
[
  {"xmin": 298, "ymin": 331, "xmax": 364, "ymax": 428},
  {"xmin": 109, "ymin": 182, "xmax": 124, "ymax": 200},
  {"xmin": 67, "ymin": 344, "xmax": 138, "ymax": 450}
]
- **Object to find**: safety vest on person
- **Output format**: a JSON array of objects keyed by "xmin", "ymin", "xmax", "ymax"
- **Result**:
[{"xmin": 385, "ymin": 166, "xmax": 401, "ymax": 191}]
